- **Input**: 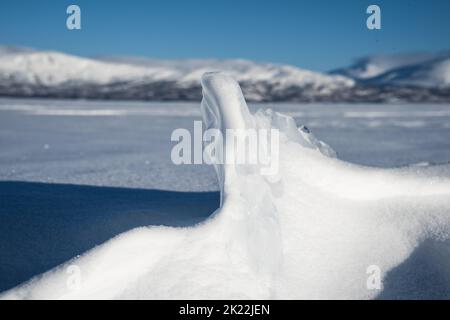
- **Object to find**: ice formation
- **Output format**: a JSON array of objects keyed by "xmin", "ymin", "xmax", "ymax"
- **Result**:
[{"xmin": 1, "ymin": 72, "xmax": 449, "ymax": 299}]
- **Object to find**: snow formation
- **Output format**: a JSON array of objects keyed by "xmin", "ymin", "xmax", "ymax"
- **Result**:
[{"xmin": 1, "ymin": 73, "xmax": 449, "ymax": 299}]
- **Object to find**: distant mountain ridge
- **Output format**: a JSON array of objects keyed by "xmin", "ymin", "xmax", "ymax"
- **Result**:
[
  {"xmin": 331, "ymin": 52, "xmax": 450, "ymax": 88},
  {"xmin": 0, "ymin": 46, "xmax": 449, "ymax": 102}
]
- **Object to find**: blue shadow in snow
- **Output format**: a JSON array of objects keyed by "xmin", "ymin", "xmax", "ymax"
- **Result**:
[{"xmin": 0, "ymin": 181, "xmax": 219, "ymax": 293}]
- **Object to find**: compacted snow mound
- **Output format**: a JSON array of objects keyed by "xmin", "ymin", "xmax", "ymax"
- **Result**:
[{"xmin": 1, "ymin": 73, "xmax": 450, "ymax": 299}]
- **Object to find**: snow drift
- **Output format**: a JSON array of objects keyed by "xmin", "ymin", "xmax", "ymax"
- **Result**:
[{"xmin": 1, "ymin": 73, "xmax": 450, "ymax": 299}]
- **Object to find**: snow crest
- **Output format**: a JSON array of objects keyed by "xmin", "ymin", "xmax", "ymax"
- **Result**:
[{"xmin": 1, "ymin": 73, "xmax": 450, "ymax": 300}]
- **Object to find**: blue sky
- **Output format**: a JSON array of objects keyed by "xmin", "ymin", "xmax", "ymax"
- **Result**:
[{"xmin": 0, "ymin": 0, "xmax": 449, "ymax": 71}]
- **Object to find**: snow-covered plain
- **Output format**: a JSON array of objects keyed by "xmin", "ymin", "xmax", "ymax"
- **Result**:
[
  {"xmin": 2, "ymin": 98, "xmax": 450, "ymax": 191},
  {"xmin": 0, "ymin": 74, "xmax": 450, "ymax": 299}
]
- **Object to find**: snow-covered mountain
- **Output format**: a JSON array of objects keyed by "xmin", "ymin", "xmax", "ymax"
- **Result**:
[
  {"xmin": 330, "ymin": 53, "xmax": 436, "ymax": 80},
  {"xmin": 368, "ymin": 55, "xmax": 450, "ymax": 88},
  {"xmin": 0, "ymin": 46, "xmax": 354, "ymax": 102},
  {"xmin": 1, "ymin": 46, "xmax": 450, "ymax": 102},
  {"xmin": 331, "ymin": 52, "xmax": 450, "ymax": 88}
]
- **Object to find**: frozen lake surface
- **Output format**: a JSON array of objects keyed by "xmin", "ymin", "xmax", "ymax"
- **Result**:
[
  {"xmin": 0, "ymin": 97, "xmax": 450, "ymax": 297},
  {"xmin": 1, "ymin": 98, "xmax": 450, "ymax": 191}
]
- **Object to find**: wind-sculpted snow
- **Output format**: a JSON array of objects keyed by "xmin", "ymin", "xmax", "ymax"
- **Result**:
[{"xmin": 1, "ymin": 73, "xmax": 449, "ymax": 299}]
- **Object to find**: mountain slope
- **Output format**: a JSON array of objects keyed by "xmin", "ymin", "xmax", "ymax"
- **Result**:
[
  {"xmin": 331, "ymin": 52, "xmax": 450, "ymax": 88},
  {"xmin": 330, "ymin": 53, "xmax": 436, "ymax": 80},
  {"xmin": 0, "ymin": 46, "xmax": 354, "ymax": 102},
  {"xmin": 1, "ymin": 46, "xmax": 450, "ymax": 102},
  {"xmin": 367, "ymin": 56, "xmax": 450, "ymax": 88}
]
